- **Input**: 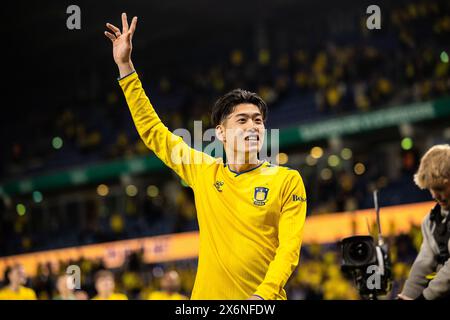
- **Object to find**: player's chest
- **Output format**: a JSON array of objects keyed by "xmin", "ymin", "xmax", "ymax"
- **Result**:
[{"xmin": 202, "ymin": 170, "xmax": 284, "ymax": 225}]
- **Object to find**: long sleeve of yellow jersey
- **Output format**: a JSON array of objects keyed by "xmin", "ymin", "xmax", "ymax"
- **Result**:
[
  {"xmin": 118, "ymin": 71, "xmax": 216, "ymax": 187},
  {"xmin": 254, "ymin": 170, "xmax": 307, "ymax": 300}
]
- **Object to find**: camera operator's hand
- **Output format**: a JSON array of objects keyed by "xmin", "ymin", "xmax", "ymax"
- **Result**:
[{"xmin": 397, "ymin": 294, "xmax": 413, "ymax": 300}]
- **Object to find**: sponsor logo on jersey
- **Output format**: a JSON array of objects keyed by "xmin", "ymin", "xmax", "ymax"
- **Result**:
[{"xmin": 292, "ymin": 194, "xmax": 306, "ymax": 202}]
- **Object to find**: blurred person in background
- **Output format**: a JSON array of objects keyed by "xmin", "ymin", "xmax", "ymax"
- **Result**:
[
  {"xmin": 33, "ymin": 262, "xmax": 54, "ymax": 300},
  {"xmin": 399, "ymin": 144, "xmax": 450, "ymax": 300},
  {"xmin": 53, "ymin": 274, "xmax": 76, "ymax": 300},
  {"xmin": 147, "ymin": 270, "xmax": 188, "ymax": 300},
  {"xmin": 92, "ymin": 270, "xmax": 128, "ymax": 300},
  {"xmin": 121, "ymin": 251, "xmax": 144, "ymax": 299},
  {"xmin": 0, "ymin": 264, "xmax": 37, "ymax": 300},
  {"xmin": 74, "ymin": 290, "xmax": 89, "ymax": 300}
]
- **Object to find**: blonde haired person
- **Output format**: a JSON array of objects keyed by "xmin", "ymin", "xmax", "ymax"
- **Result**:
[{"xmin": 399, "ymin": 144, "xmax": 450, "ymax": 300}]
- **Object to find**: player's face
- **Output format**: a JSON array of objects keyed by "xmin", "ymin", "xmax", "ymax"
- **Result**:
[
  {"xmin": 219, "ymin": 103, "xmax": 265, "ymax": 160},
  {"xmin": 430, "ymin": 182, "xmax": 450, "ymax": 210}
]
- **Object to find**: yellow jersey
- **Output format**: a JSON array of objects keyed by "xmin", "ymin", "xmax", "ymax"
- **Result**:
[
  {"xmin": 119, "ymin": 72, "xmax": 307, "ymax": 300},
  {"xmin": 91, "ymin": 293, "xmax": 128, "ymax": 300},
  {"xmin": 0, "ymin": 286, "xmax": 37, "ymax": 300},
  {"xmin": 147, "ymin": 291, "xmax": 188, "ymax": 300}
]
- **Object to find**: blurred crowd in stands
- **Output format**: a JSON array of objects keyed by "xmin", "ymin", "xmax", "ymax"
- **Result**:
[
  {"xmin": 0, "ymin": 225, "xmax": 422, "ymax": 300},
  {"xmin": 0, "ymin": 174, "xmax": 200, "ymax": 254},
  {"xmin": 1, "ymin": 0, "xmax": 448, "ymax": 180},
  {"xmin": 0, "ymin": 133, "xmax": 436, "ymax": 255}
]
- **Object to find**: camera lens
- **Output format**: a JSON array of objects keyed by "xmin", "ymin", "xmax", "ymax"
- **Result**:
[
  {"xmin": 348, "ymin": 241, "xmax": 371, "ymax": 264},
  {"xmin": 341, "ymin": 236, "xmax": 377, "ymax": 268}
]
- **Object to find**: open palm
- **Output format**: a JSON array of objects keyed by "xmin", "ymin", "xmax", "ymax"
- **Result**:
[{"xmin": 105, "ymin": 13, "xmax": 138, "ymax": 65}]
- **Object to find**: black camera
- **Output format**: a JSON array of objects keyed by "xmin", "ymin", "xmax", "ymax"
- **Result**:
[
  {"xmin": 341, "ymin": 235, "xmax": 391, "ymax": 299},
  {"xmin": 340, "ymin": 191, "xmax": 392, "ymax": 299}
]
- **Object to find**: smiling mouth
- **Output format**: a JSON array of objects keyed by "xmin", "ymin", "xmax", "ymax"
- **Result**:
[{"xmin": 244, "ymin": 136, "xmax": 259, "ymax": 141}]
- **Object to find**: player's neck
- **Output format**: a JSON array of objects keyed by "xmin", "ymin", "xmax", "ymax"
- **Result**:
[{"xmin": 227, "ymin": 153, "xmax": 261, "ymax": 173}]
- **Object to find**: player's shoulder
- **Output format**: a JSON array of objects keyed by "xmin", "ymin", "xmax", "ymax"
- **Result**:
[
  {"xmin": 263, "ymin": 162, "xmax": 303, "ymax": 178},
  {"xmin": 200, "ymin": 155, "xmax": 224, "ymax": 168},
  {"xmin": 200, "ymin": 156, "xmax": 228, "ymax": 175},
  {"xmin": 212, "ymin": 157, "xmax": 225, "ymax": 166}
]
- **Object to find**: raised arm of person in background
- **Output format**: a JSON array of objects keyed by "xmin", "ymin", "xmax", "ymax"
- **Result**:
[{"xmin": 104, "ymin": 13, "xmax": 215, "ymax": 188}]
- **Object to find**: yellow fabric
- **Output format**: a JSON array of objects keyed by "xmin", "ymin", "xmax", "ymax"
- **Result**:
[
  {"xmin": 0, "ymin": 286, "xmax": 37, "ymax": 300},
  {"xmin": 119, "ymin": 72, "xmax": 307, "ymax": 300},
  {"xmin": 147, "ymin": 291, "xmax": 188, "ymax": 300},
  {"xmin": 91, "ymin": 293, "xmax": 128, "ymax": 300}
]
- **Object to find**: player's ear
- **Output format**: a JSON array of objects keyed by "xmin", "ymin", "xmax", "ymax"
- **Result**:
[{"xmin": 215, "ymin": 124, "xmax": 226, "ymax": 143}]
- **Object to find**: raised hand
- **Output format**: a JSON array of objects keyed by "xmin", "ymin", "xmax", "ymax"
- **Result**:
[{"xmin": 105, "ymin": 13, "xmax": 138, "ymax": 77}]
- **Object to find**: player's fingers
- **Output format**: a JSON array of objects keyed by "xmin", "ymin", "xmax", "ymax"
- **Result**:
[
  {"xmin": 129, "ymin": 16, "xmax": 138, "ymax": 36},
  {"xmin": 106, "ymin": 23, "xmax": 121, "ymax": 37},
  {"xmin": 106, "ymin": 23, "xmax": 120, "ymax": 33},
  {"xmin": 121, "ymin": 12, "xmax": 129, "ymax": 33},
  {"xmin": 104, "ymin": 31, "xmax": 116, "ymax": 42}
]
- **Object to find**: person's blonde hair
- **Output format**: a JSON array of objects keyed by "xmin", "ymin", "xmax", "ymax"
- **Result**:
[{"xmin": 414, "ymin": 144, "xmax": 450, "ymax": 189}]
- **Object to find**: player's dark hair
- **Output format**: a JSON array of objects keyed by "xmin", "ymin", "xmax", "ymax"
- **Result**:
[{"xmin": 211, "ymin": 89, "xmax": 268, "ymax": 127}]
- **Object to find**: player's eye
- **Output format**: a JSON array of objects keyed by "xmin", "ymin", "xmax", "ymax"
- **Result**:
[{"xmin": 237, "ymin": 118, "xmax": 246, "ymax": 123}]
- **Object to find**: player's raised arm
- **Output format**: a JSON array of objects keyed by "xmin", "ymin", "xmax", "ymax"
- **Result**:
[{"xmin": 104, "ymin": 13, "xmax": 215, "ymax": 188}]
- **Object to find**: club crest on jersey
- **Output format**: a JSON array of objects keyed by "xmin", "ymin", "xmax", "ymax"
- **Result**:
[{"xmin": 253, "ymin": 187, "xmax": 269, "ymax": 206}]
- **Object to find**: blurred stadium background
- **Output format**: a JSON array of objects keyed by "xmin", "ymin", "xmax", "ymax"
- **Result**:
[{"xmin": 1, "ymin": 0, "xmax": 449, "ymax": 299}]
